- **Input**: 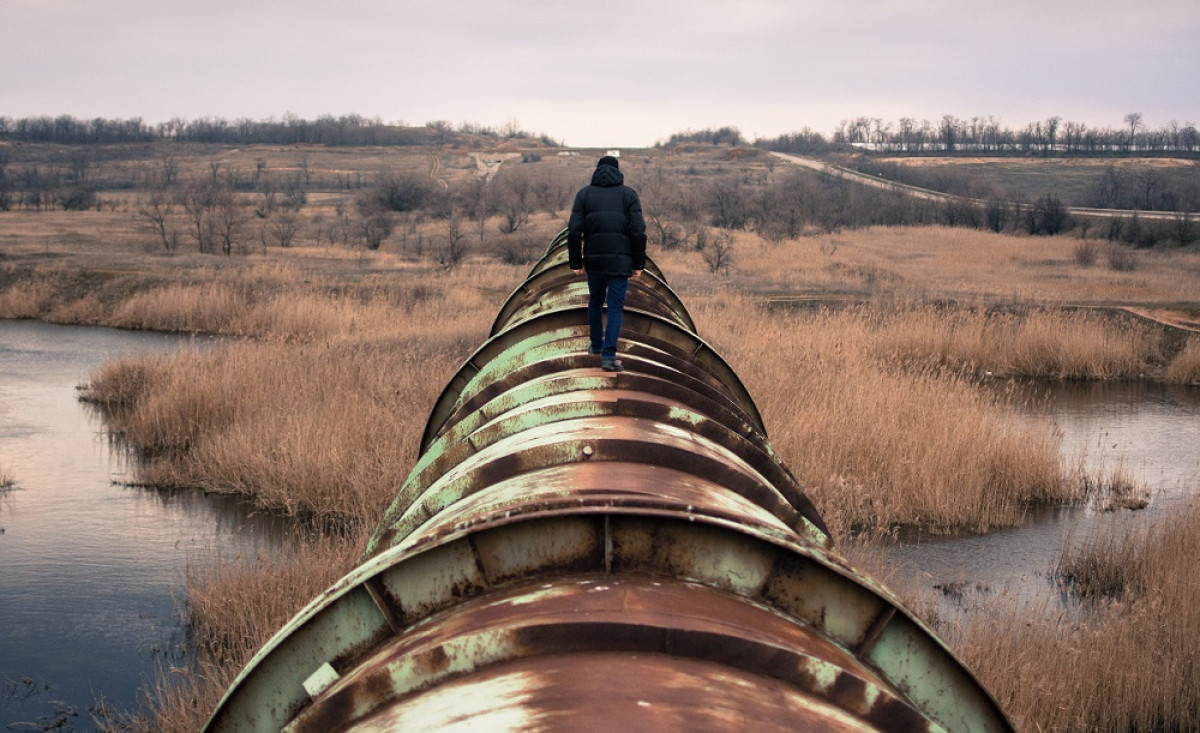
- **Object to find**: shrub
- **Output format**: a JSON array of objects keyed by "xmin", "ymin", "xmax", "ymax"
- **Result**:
[
  {"xmin": 1026, "ymin": 193, "xmax": 1070, "ymax": 235},
  {"xmin": 369, "ymin": 172, "xmax": 436, "ymax": 213},
  {"xmin": 58, "ymin": 186, "xmax": 97, "ymax": 211},
  {"xmin": 496, "ymin": 236, "xmax": 540, "ymax": 266},
  {"xmin": 357, "ymin": 211, "xmax": 396, "ymax": 250},
  {"xmin": 985, "ymin": 198, "xmax": 1008, "ymax": 232},
  {"xmin": 1073, "ymin": 240, "xmax": 1098, "ymax": 267},
  {"xmin": 1106, "ymin": 245, "xmax": 1138, "ymax": 272}
]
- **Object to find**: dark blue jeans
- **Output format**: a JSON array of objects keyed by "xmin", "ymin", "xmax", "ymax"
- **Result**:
[{"xmin": 586, "ymin": 272, "xmax": 628, "ymax": 360}]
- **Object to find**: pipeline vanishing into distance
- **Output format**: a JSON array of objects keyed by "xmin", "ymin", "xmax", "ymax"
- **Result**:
[{"xmin": 204, "ymin": 231, "xmax": 1013, "ymax": 732}]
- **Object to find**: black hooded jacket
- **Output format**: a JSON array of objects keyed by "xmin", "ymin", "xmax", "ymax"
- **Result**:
[{"xmin": 566, "ymin": 163, "xmax": 647, "ymax": 276}]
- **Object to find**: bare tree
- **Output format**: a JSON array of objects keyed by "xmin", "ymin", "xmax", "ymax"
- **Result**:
[
  {"xmin": 1026, "ymin": 194, "xmax": 1070, "ymax": 236},
  {"xmin": 0, "ymin": 151, "xmax": 11, "ymax": 212},
  {"xmin": 1135, "ymin": 169, "xmax": 1162, "ymax": 210},
  {"xmin": 268, "ymin": 211, "xmax": 303, "ymax": 248},
  {"xmin": 179, "ymin": 178, "xmax": 220, "ymax": 253},
  {"xmin": 646, "ymin": 210, "xmax": 692, "ymax": 250},
  {"xmin": 393, "ymin": 211, "xmax": 427, "ymax": 255},
  {"xmin": 255, "ymin": 174, "xmax": 279, "ymax": 218},
  {"xmin": 212, "ymin": 189, "xmax": 247, "ymax": 255},
  {"xmin": 497, "ymin": 235, "xmax": 540, "ymax": 265},
  {"xmin": 159, "ymin": 156, "xmax": 178, "ymax": 187},
  {"xmin": 707, "ymin": 175, "xmax": 750, "ymax": 229},
  {"xmin": 531, "ymin": 168, "xmax": 571, "ymax": 216},
  {"xmin": 437, "ymin": 209, "xmax": 469, "ymax": 268},
  {"xmin": 984, "ymin": 198, "xmax": 1009, "ymax": 233},
  {"xmin": 701, "ymin": 230, "xmax": 734, "ymax": 274},
  {"xmin": 357, "ymin": 211, "xmax": 396, "ymax": 250},
  {"xmin": 1124, "ymin": 112, "xmax": 1144, "ymax": 150},
  {"xmin": 371, "ymin": 171, "xmax": 436, "ymax": 212},
  {"xmin": 135, "ymin": 183, "xmax": 177, "ymax": 250},
  {"xmin": 495, "ymin": 170, "xmax": 535, "ymax": 233}
]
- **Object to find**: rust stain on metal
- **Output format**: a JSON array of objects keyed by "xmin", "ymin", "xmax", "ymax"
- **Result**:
[{"xmin": 205, "ymin": 229, "xmax": 1013, "ymax": 733}]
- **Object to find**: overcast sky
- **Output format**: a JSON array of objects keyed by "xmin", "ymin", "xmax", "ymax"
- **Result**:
[{"xmin": 3, "ymin": 0, "xmax": 1197, "ymax": 148}]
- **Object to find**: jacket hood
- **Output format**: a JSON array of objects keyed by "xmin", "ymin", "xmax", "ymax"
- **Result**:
[{"xmin": 590, "ymin": 164, "xmax": 624, "ymax": 187}]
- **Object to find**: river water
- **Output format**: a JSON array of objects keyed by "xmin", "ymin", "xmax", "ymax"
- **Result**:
[
  {"xmin": 1, "ymin": 320, "xmax": 1197, "ymax": 730},
  {"xmin": 0, "ymin": 321, "xmax": 290, "ymax": 731},
  {"xmin": 884, "ymin": 379, "xmax": 1200, "ymax": 615}
]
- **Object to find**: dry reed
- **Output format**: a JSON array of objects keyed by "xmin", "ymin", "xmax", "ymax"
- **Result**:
[
  {"xmin": 0, "ymin": 279, "xmax": 60, "ymax": 318},
  {"xmin": 860, "ymin": 305, "xmax": 1160, "ymax": 380},
  {"xmin": 1073, "ymin": 460, "xmax": 1152, "ymax": 513},
  {"xmin": 1166, "ymin": 337, "xmax": 1200, "ymax": 384},
  {"xmin": 87, "ymin": 337, "xmax": 473, "ymax": 526},
  {"xmin": 950, "ymin": 502, "xmax": 1200, "ymax": 731},
  {"xmin": 694, "ymin": 295, "xmax": 1071, "ymax": 536}
]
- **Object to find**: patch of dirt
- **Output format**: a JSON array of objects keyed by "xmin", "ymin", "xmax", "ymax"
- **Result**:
[{"xmin": 1123, "ymin": 307, "xmax": 1200, "ymax": 332}]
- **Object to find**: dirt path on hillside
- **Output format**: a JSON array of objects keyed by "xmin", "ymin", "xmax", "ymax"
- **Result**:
[
  {"xmin": 769, "ymin": 152, "xmax": 1189, "ymax": 222},
  {"xmin": 471, "ymin": 153, "xmax": 520, "ymax": 182},
  {"xmin": 429, "ymin": 155, "xmax": 448, "ymax": 189},
  {"xmin": 1119, "ymin": 307, "xmax": 1200, "ymax": 333}
]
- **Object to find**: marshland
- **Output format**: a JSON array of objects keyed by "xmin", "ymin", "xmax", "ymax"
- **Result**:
[{"xmin": 1, "ymin": 122, "xmax": 1198, "ymax": 731}]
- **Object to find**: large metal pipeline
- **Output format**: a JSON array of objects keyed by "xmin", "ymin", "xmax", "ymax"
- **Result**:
[{"xmin": 204, "ymin": 231, "xmax": 1013, "ymax": 732}]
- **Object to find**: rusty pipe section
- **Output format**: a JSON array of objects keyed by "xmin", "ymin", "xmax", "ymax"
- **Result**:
[{"xmin": 205, "ymin": 230, "xmax": 1013, "ymax": 732}]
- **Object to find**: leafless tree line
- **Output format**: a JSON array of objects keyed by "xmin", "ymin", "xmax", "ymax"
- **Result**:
[
  {"xmin": 847, "ymin": 156, "xmax": 1200, "ymax": 215},
  {"xmin": 133, "ymin": 159, "xmax": 311, "ymax": 254},
  {"xmin": 639, "ymin": 161, "xmax": 1196, "ymax": 264},
  {"xmin": 126, "ymin": 154, "xmax": 575, "ymax": 266},
  {"xmin": 829, "ymin": 113, "xmax": 1199, "ymax": 155},
  {"xmin": 0, "ymin": 114, "xmax": 560, "ymax": 148},
  {"xmin": 658, "ymin": 114, "xmax": 1200, "ymax": 157},
  {"xmin": 0, "ymin": 148, "xmax": 101, "ymax": 212},
  {"xmin": 349, "ymin": 162, "xmax": 573, "ymax": 267}
]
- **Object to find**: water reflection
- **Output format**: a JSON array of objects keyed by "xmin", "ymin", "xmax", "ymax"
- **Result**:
[
  {"xmin": 887, "ymin": 379, "xmax": 1200, "ymax": 617},
  {"xmin": 0, "ymin": 321, "xmax": 292, "ymax": 731}
]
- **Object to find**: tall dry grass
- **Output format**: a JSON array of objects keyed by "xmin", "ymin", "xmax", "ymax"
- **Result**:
[
  {"xmin": 694, "ymin": 295, "xmax": 1071, "ymax": 536},
  {"xmin": 86, "ymin": 333, "xmax": 485, "ymax": 526},
  {"xmin": 865, "ymin": 305, "xmax": 1161, "ymax": 380},
  {"xmin": 0, "ymin": 279, "xmax": 61, "ymax": 318},
  {"xmin": 88, "ymin": 287, "xmax": 1114, "ymax": 538},
  {"xmin": 1166, "ymin": 337, "xmax": 1200, "ymax": 384},
  {"xmin": 949, "ymin": 502, "xmax": 1200, "ymax": 732}
]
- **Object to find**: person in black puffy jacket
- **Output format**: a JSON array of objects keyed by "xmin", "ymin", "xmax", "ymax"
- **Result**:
[{"xmin": 566, "ymin": 155, "xmax": 647, "ymax": 372}]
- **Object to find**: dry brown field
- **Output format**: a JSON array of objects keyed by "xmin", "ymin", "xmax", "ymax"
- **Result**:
[{"xmin": 3, "ymin": 141, "xmax": 1199, "ymax": 731}]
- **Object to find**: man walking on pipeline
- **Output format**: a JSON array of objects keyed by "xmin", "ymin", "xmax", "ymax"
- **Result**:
[{"xmin": 567, "ymin": 155, "xmax": 647, "ymax": 373}]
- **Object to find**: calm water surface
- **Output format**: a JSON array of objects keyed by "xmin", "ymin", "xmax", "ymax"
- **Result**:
[
  {"xmin": 0, "ymin": 321, "xmax": 289, "ymax": 730},
  {"xmin": 887, "ymin": 380, "xmax": 1200, "ymax": 612}
]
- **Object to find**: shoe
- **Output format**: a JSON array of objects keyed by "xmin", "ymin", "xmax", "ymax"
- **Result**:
[
  {"xmin": 588, "ymin": 345, "xmax": 602, "ymax": 356},
  {"xmin": 601, "ymin": 358, "xmax": 624, "ymax": 372}
]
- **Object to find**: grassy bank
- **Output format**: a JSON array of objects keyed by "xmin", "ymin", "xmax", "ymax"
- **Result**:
[
  {"xmin": 83, "ymin": 283, "xmax": 1183, "ymax": 537},
  {"xmin": 948, "ymin": 501, "xmax": 1200, "ymax": 731},
  {"xmin": 696, "ymin": 296, "xmax": 1073, "ymax": 534},
  {"xmin": 80, "ymin": 264, "xmax": 498, "ymax": 527}
]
